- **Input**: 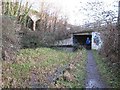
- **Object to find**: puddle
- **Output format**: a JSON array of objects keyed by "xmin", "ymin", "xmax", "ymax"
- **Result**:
[{"xmin": 86, "ymin": 79, "xmax": 100, "ymax": 88}]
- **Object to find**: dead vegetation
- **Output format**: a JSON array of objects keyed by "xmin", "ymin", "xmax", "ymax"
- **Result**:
[
  {"xmin": 99, "ymin": 24, "xmax": 119, "ymax": 73},
  {"xmin": 2, "ymin": 48, "xmax": 86, "ymax": 88},
  {"xmin": 2, "ymin": 16, "xmax": 21, "ymax": 61},
  {"xmin": 50, "ymin": 50, "xmax": 87, "ymax": 88}
]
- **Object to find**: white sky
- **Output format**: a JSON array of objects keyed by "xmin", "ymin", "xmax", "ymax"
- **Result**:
[{"xmin": 21, "ymin": 0, "xmax": 119, "ymax": 25}]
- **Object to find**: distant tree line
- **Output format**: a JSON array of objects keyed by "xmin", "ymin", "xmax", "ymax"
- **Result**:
[{"xmin": 2, "ymin": 0, "xmax": 73, "ymax": 60}]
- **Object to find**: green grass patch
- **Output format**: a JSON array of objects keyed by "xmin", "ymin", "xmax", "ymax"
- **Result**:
[
  {"xmin": 2, "ymin": 47, "xmax": 84, "ymax": 88},
  {"xmin": 93, "ymin": 50, "xmax": 120, "ymax": 88},
  {"xmin": 56, "ymin": 49, "xmax": 87, "ymax": 88},
  {"xmin": 11, "ymin": 63, "xmax": 31, "ymax": 79}
]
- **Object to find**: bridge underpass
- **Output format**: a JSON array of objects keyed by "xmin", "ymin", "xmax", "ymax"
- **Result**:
[{"xmin": 73, "ymin": 34, "xmax": 92, "ymax": 49}]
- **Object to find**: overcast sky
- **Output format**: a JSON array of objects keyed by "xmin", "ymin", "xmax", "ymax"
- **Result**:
[{"xmin": 20, "ymin": 0, "xmax": 119, "ymax": 25}]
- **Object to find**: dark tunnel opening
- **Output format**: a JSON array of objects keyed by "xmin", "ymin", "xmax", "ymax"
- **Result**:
[{"xmin": 73, "ymin": 34, "xmax": 92, "ymax": 49}]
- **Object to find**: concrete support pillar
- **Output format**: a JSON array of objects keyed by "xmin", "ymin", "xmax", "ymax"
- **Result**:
[{"xmin": 33, "ymin": 21, "xmax": 36, "ymax": 31}]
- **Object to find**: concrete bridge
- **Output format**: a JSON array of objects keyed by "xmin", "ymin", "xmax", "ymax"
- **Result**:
[{"xmin": 54, "ymin": 30, "xmax": 102, "ymax": 50}]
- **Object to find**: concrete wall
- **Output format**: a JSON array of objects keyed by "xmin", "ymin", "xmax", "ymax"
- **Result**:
[
  {"xmin": 92, "ymin": 32, "xmax": 102, "ymax": 50},
  {"xmin": 54, "ymin": 31, "xmax": 103, "ymax": 50},
  {"xmin": 54, "ymin": 37, "xmax": 73, "ymax": 46}
]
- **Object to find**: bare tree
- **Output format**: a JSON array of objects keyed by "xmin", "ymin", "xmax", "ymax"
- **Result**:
[{"xmin": 79, "ymin": 0, "xmax": 118, "ymax": 28}]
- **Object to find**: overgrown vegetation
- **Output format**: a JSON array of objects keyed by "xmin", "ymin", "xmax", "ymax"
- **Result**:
[
  {"xmin": 93, "ymin": 50, "xmax": 120, "ymax": 88},
  {"xmin": 2, "ymin": 0, "xmax": 31, "ymax": 61},
  {"xmin": 99, "ymin": 24, "xmax": 119, "ymax": 71},
  {"xmin": 2, "ymin": 16, "xmax": 21, "ymax": 61},
  {"xmin": 2, "ymin": 0, "xmax": 119, "ymax": 88},
  {"xmin": 2, "ymin": 1, "xmax": 31, "ymax": 26},
  {"xmin": 1, "ymin": 1, "xmax": 71, "ymax": 60},
  {"xmin": 55, "ymin": 49, "xmax": 87, "ymax": 88},
  {"xmin": 2, "ymin": 48, "xmax": 86, "ymax": 88},
  {"xmin": 20, "ymin": 28, "xmax": 57, "ymax": 48}
]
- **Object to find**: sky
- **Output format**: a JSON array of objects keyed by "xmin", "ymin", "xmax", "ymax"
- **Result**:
[{"xmin": 20, "ymin": 0, "xmax": 119, "ymax": 25}]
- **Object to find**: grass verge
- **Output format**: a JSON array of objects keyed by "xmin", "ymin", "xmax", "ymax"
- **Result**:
[
  {"xmin": 56, "ymin": 49, "xmax": 87, "ymax": 88},
  {"xmin": 2, "ymin": 47, "xmax": 85, "ymax": 88},
  {"xmin": 93, "ymin": 50, "xmax": 120, "ymax": 88}
]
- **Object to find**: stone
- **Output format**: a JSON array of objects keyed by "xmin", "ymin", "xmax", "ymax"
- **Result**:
[
  {"xmin": 66, "ymin": 64, "xmax": 76, "ymax": 72},
  {"xmin": 69, "ymin": 64, "xmax": 76, "ymax": 70},
  {"xmin": 63, "ymin": 70, "xmax": 75, "ymax": 82}
]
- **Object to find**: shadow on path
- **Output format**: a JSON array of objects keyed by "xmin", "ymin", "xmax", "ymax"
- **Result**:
[{"xmin": 85, "ymin": 50, "xmax": 107, "ymax": 88}]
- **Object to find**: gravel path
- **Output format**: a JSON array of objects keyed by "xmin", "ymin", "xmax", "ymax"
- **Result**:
[{"xmin": 85, "ymin": 50, "xmax": 108, "ymax": 88}]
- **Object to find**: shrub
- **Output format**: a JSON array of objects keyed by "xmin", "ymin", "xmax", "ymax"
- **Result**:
[
  {"xmin": 2, "ymin": 16, "xmax": 21, "ymax": 60},
  {"xmin": 99, "ymin": 24, "xmax": 119, "ymax": 72}
]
